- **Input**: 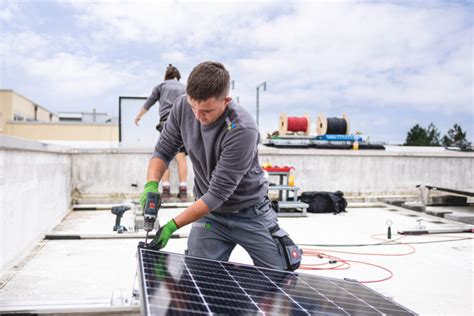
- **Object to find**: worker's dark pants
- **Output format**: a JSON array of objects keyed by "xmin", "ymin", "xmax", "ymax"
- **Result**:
[{"xmin": 187, "ymin": 197, "xmax": 287, "ymax": 270}]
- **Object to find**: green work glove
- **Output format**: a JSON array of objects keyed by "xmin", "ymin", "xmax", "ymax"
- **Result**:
[
  {"xmin": 149, "ymin": 219, "xmax": 178, "ymax": 250},
  {"xmin": 140, "ymin": 181, "xmax": 159, "ymax": 209}
]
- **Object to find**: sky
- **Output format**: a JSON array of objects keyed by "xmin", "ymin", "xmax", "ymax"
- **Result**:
[{"xmin": 0, "ymin": 0, "xmax": 472, "ymax": 143}]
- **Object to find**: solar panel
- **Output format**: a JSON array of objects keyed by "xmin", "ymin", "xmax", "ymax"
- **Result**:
[{"xmin": 138, "ymin": 249, "xmax": 417, "ymax": 315}]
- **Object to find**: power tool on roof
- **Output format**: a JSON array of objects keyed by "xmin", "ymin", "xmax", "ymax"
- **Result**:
[
  {"xmin": 143, "ymin": 192, "xmax": 161, "ymax": 245},
  {"xmin": 111, "ymin": 205, "xmax": 131, "ymax": 233}
]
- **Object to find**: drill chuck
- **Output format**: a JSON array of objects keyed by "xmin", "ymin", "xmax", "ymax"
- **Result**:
[{"xmin": 143, "ymin": 218, "xmax": 155, "ymax": 232}]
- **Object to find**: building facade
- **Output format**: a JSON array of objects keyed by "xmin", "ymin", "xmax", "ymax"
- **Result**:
[{"xmin": 0, "ymin": 90, "xmax": 118, "ymax": 142}]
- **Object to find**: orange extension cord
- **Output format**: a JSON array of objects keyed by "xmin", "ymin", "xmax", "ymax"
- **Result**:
[{"xmin": 299, "ymin": 233, "xmax": 473, "ymax": 283}]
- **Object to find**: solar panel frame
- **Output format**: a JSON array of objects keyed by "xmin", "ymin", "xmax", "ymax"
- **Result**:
[{"xmin": 138, "ymin": 249, "xmax": 417, "ymax": 316}]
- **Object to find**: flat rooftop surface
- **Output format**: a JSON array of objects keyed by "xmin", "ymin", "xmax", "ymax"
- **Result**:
[{"xmin": 0, "ymin": 204, "xmax": 472, "ymax": 315}]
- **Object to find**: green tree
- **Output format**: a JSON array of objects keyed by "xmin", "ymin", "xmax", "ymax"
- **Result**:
[
  {"xmin": 404, "ymin": 123, "xmax": 440, "ymax": 146},
  {"xmin": 426, "ymin": 123, "xmax": 441, "ymax": 146},
  {"xmin": 442, "ymin": 124, "xmax": 470, "ymax": 147},
  {"xmin": 405, "ymin": 124, "xmax": 428, "ymax": 146}
]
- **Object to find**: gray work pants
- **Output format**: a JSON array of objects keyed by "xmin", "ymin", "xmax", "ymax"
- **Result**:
[{"xmin": 187, "ymin": 197, "xmax": 287, "ymax": 270}]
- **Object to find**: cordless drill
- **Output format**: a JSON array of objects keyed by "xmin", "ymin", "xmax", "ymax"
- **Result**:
[
  {"xmin": 143, "ymin": 192, "xmax": 161, "ymax": 245},
  {"xmin": 111, "ymin": 205, "xmax": 131, "ymax": 233}
]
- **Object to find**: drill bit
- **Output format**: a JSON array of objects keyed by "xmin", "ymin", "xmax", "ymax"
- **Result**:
[{"xmin": 145, "ymin": 231, "xmax": 149, "ymax": 246}]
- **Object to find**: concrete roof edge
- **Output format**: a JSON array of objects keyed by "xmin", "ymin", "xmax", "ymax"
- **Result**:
[
  {"xmin": 71, "ymin": 147, "xmax": 154, "ymax": 154},
  {"xmin": 258, "ymin": 145, "xmax": 474, "ymax": 158},
  {"xmin": 41, "ymin": 145, "xmax": 473, "ymax": 157},
  {"xmin": 7, "ymin": 121, "xmax": 118, "ymax": 126},
  {"xmin": 0, "ymin": 136, "xmax": 153, "ymax": 153},
  {"xmin": 0, "ymin": 135, "xmax": 74, "ymax": 153}
]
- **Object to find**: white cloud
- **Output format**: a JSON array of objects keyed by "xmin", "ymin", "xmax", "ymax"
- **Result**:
[
  {"xmin": 0, "ymin": 7, "xmax": 12, "ymax": 21},
  {"xmin": 227, "ymin": 2, "xmax": 472, "ymax": 112},
  {"xmin": 0, "ymin": 31, "xmax": 47, "ymax": 57},
  {"xmin": 0, "ymin": 0, "xmax": 19, "ymax": 22},
  {"xmin": 22, "ymin": 53, "xmax": 137, "ymax": 97},
  {"xmin": 160, "ymin": 51, "xmax": 187, "ymax": 65},
  {"xmin": 68, "ymin": 1, "xmax": 280, "ymax": 46},
  {"xmin": 1, "ymin": 0, "xmax": 472, "ymax": 140}
]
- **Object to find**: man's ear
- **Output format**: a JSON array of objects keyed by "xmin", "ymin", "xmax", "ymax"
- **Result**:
[{"xmin": 224, "ymin": 96, "xmax": 232, "ymax": 105}]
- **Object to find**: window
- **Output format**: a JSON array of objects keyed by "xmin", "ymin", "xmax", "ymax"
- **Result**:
[{"xmin": 13, "ymin": 113, "xmax": 24, "ymax": 121}]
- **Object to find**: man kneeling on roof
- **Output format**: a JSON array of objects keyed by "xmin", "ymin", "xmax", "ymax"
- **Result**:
[{"xmin": 140, "ymin": 61, "xmax": 301, "ymax": 271}]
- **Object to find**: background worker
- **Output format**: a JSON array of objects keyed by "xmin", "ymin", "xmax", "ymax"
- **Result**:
[
  {"xmin": 140, "ymin": 61, "xmax": 300, "ymax": 271},
  {"xmin": 135, "ymin": 64, "xmax": 188, "ymax": 201}
]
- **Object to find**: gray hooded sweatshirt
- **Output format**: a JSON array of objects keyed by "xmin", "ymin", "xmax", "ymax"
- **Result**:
[{"xmin": 152, "ymin": 95, "xmax": 268, "ymax": 213}]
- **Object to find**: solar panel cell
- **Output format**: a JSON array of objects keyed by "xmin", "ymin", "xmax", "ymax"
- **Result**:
[{"xmin": 138, "ymin": 249, "xmax": 417, "ymax": 316}]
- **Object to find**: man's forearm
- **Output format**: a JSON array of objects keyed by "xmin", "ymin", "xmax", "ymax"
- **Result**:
[
  {"xmin": 137, "ymin": 107, "xmax": 148, "ymax": 119},
  {"xmin": 147, "ymin": 157, "xmax": 168, "ymax": 182},
  {"xmin": 173, "ymin": 199, "xmax": 210, "ymax": 228},
  {"xmin": 147, "ymin": 157, "xmax": 210, "ymax": 228}
]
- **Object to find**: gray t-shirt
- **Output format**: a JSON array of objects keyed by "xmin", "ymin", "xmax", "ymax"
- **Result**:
[
  {"xmin": 143, "ymin": 80, "xmax": 185, "ymax": 122},
  {"xmin": 153, "ymin": 95, "xmax": 268, "ymax": 213}
]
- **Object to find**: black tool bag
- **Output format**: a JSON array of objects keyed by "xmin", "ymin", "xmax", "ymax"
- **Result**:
[{"xmin": 299, "ymin": 191, "xmax": 347, "ymax": 214}]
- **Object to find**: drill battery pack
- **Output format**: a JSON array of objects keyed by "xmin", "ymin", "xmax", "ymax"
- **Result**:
[{"xmin": 143, "ymin": 192, "xmax": 161, "ymax": 232}]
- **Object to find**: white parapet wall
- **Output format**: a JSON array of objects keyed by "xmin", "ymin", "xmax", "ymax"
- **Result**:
[
  {"xmin": 0, "ymin": 136, "xmax": 72, "ymax": 272},
  {"xmin": 259, "ymin": 146, "xmax": 474, "ymax": 195},
  {"xmin": 70, "ymin": 145, "xmax": 473, "ymax": 201},
  {"xmin": 70, "ymin": 149, "xmax": 195, "ymax": 201},
  {"xmin": 1, "ymin": 137, "xmax": 473, "ymax": 272}
]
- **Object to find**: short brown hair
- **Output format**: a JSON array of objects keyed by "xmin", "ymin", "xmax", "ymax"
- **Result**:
[
  {"xmin": 164, "ymin": 64, "xmax": 181, "ymax": 81},
  {"xmin": 186, "ymin": 61, "xmax": 230, "ymax": 101}
]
